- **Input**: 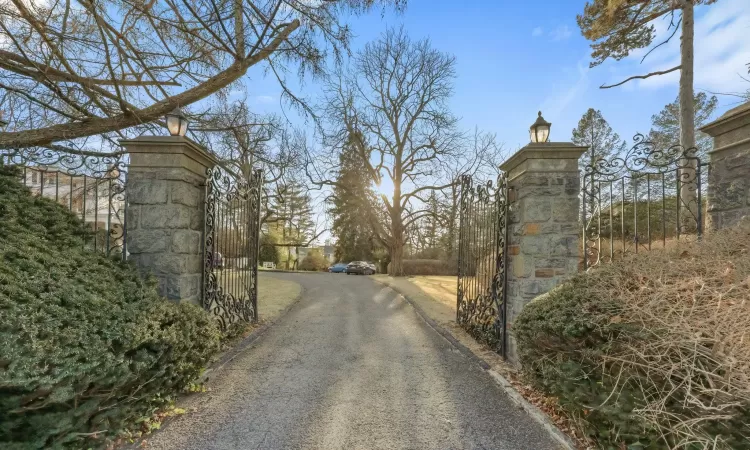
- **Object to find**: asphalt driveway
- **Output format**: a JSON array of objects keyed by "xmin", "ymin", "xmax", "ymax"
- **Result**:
[{"xmin": 142, "ymin": 272, "xmax": 560, "ymax": 450}]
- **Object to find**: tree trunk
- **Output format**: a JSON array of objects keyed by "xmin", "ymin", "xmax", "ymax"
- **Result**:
[
  {"xmin": 389, "ymin": 182, "xmax": 405, "ymax": 276},
  {"xmin": 390, "ymin": 242, "xmax": 404, "ymax": 276},
  {"xmin": 679, "ymin": 0, "xmax": 698, "ymax": 232}
]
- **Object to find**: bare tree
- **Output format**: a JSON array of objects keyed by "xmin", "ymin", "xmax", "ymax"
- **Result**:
[
  {"xmin": 436, "ymin": 129, "xmax": 505, "ymax": 261},
  {"xmin": 0, "ymin": 0, "xmax": 404, "ymax": 151},
  {"xmin": 310, "ymin": 28, "xmax": 462, "ymax": 276}
]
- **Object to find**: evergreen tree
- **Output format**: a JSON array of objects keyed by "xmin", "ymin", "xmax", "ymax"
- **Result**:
[
  {"xmin": 268, "ymin": 180, "xmax": 315, "ymax": 269},
  {"xmin": 572, "ymin": 108, "xmax": 625, "ymax": 169},
  {"xmin": 648, "ymin": 92, "xmax": 718, "ymax": 162},
  {"xmin": 573, "ymin": 109, "xmax": 625, "ymax": 246},
  {"xmin": 329, "ymin": 148, "xmax": 381, "ymax": 262}
]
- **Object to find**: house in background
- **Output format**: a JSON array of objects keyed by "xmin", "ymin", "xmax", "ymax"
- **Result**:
[
  {"xmin": 18, "ymin": 165, "xmax": 125, "ymax": 248},
  {"xmin": 297, "ymin": 244, "xmax": 336, "ymax": 265}
]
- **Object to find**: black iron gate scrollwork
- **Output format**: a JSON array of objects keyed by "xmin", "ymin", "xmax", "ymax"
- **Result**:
[
  {"xmin": 203, "ymin": 167, "xmax": 262, "ymax": 330},
  {"xmin": 582, "ymin": 134, "xmax": 707, "ymax": 269},
  {"xmin": 1, "ymin": 148, "xmax": 127, "ymax": 259},
  {"xmin": 456, "ymin": 173, "xmax": 510, "ymax": 358}
]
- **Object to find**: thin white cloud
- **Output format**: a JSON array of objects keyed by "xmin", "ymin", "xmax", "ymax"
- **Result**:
[
  {"xmin": 539, "ymin": 59, "xmax": 590, "ymax": 121},
  {"xmin": 255, "ymin": 95, "xmax": 275, "ymax": 104},
  {"xmin": 550, "ymin": 25, "xmax": 573, "ymax": 41},
  {"xmin": 532, "ymin": 27, "xmax": 544, "ymax": 37},
  {"xmin": 607, "ymin": 0, "xmax": 750, "ymax": 94}
]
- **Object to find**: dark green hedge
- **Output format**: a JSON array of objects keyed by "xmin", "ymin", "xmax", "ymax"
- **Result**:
[{"xmin": 0, "ymin": 164, "xmax": 221, "ymax": 449}]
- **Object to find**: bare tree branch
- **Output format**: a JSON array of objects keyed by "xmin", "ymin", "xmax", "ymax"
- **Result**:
[{"xmin": 600, "ymin": 65, "xmax": 681, "ymax": 89}]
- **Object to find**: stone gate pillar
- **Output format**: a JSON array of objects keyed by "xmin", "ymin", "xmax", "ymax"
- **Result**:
[
  {"xmin": 121, "ymin": 136, "xmax": 217, "ymax": 304},
  {"xmin": 700, "ymin": 101, "xmax": 750, "ymax": 230},
  {"xmin": 499, "ymin": 142, "xmax": 587, "ymax": 364}
]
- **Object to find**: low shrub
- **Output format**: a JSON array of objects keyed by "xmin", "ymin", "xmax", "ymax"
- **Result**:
[
  {"xmin": 0, "ymin": 165, "xmax": 221, "ymax": 449},
  {"xmin": 388, "ymin": 259, "xmax": 456, "ymax": 276},
  {"xmin": 299, "ymin": 249, "xmax": 328, "ymax": 271},
  {"xmin": 514, "ymin": 221, "xmax": 750, "ymax": 449}
]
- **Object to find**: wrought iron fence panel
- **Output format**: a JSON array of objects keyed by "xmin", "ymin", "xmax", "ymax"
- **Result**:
[
  {"xmin": 203, "ymin": 167, "xmax": 262, "ymax": 330},
  {"xmin": 1, "ymin": 148, "xmax": 127, "ymax": 259},
  {"xmin": 581, "ymin": 134, "xmax": 706, "ymax": 269},
  {"xmin": 456, "ymin": 173, "xmax": 510, "ymax": 358}
]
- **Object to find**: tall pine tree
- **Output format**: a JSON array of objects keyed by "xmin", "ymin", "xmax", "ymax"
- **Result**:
[
  {"xmin": 648, "ymin": 92, "xmax": 718, "ymax": 162},
  {"xmin": 268, "ymin": 180, "xmax": 315, "ymax": 269},
  {"xmin": 572, "ymin": 108, "xmax": 625, "ymax": 169},
  {"xmin": 329, "ymin": 148, "xmax": 381, "ymax": 263}
]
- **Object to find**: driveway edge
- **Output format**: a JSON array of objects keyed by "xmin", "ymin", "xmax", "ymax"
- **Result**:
[
  {"xmin": 371, "ymin": 276, "xmax": 578, "ymax": 450},
  {"xmin": 199, "ymin": 284, "xmax": 305, "ymax": 383}
]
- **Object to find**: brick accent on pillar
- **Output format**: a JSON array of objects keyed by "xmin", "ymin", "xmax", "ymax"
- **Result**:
[
  {"xmin": 121, "ymin": 136, "xmax": 217, "ymax": 304},
  {"xmin": 499, "ymin": 142, "xmax": 587, "ymax": 364},
  {"xmin": 700, "ymin": 101, "xmax": 750, "ymax": 230}
]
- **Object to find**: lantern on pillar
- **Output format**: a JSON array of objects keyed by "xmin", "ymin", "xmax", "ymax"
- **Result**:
[
  {"xmin": 529, "ymin": 111, "xmax": 551, "ymax": 143},
  {"xmin": 165, "ymin": 107, "xmax": 189, "ymax": 137}
]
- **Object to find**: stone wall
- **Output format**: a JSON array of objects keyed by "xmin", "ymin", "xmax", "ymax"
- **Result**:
[
  {"xmin": 701, "ymin": 101, "xmax": 750, "ymax": 230},
  {"xmin": 122, "ymin": 136, "xmax": 216, "ymax": 305},
  {"xmin": 499, "ymin": 142, "xmax": 586, "ymax": 364}
]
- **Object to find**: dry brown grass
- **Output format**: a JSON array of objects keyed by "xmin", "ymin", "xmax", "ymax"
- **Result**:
[
  {"xmin": 408, "ymin": 276, "xmax": 457, "ymax": 313},
  {"xmin": 588, "ymin": 221, "xmax": 750, "ymax": 448}
]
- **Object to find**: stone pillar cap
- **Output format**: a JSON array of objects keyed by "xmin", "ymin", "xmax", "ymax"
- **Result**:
[
  {"xmin": 500, "ymin": 142, "xmax": 587, "ymax": 173},
  {"xmin": 120, "ymin": 135, "xmax": 218, "ymax": 169},
  {"xmin": 700, "ymin": 101, "xmax": 750, "ymax": 138}
]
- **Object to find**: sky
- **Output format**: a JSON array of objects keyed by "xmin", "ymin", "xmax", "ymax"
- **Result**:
[
  {"xmin": 237, "ymin": 0, "xmax": 750, "ymax": 245},
  {"xmin": 243, "ymin": 0, "xmax": 750, "ymax": 153}
]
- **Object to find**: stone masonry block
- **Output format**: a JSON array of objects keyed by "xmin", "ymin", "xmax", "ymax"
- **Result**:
[
  {"xmin": 720, "ymin": 209, "xmax": 750, "ymax": 229},
  {"xmin": 128, "ymin": 180, "xmax": 168, "ymax": 204},
  {"xmin": 535, "ymin": 268, "xmax": 555, "ymax": 278},
  {"xmin": 520, "ymin": 279, "xmax": 558, "ymax": 299},
  {"xmin": 170, "ymin": 181, "xmax": 202, "ymax": 207},
  {"xmin": 560, "ymin": 223, "xmax": 580, "ymax": 235},
  {"xmin": 534, "ymin": 257, "xmax": 569, "ymax": 269},
  {"xmin": 521, "ymin": 223, "xmax": 540, "ymax": 235},
  {"xmin": 141, "ymin": 204, "xmax": 191, "ymax": 229},
  {"xmin": 145, "ymin": 254, "xmax": 202, "ymax": 276},
  {"xmin": 708, "ymin": 178, "xmax": 748, "ymax": 211},
  {"xmin": 725, "ymin": 151, "xmax": 750, "ymax": 170},
  {"xmin": 550, "ymin": 236, "xmax": 577, "ymax": 257},
  {"xmin": 148, "ymin": 254, "xmax": 188, "ymax": 275},
  {"xmin": 516, "ymin": 185, "xmax": 562, "ymax": 200},
  {"xmin": 189, "ymin": 207, "xmax": 204, "ymax": 231},
  {"xmin": 537, "ymin": 223, "xmax": 561, "ymax": 235},
  {"xmin": 564, "ymin": 175, "xmax": 580, "ymax": 195},
  {"xmin": 511, "ymin": 254, "xmax": 533, "ymax": 278},
  {"xmin": 522, "ymin": 235, "xmax": 549, "ymax": 255},
  {"xmin": 505, "ymin": 280, "xmax": 520, "ymax": 298},
  {"xmin": 185, "ymin": 254, "xmax": 203, "ymax": 274},
  {"xmin": 523, "ymin": 198, "xmax": 552, "ymax": 222},
  {"xmin": 125, "ymin": 205, "xmax": 140, "ymax": 230},
  {"xmin": 171, "ymin": 230, "xmax": 201, "ymax": 254},
  {"xmin": 519, "ymin": 174, "xmax": 549, "ymax": 186},
  {"xmin": 552, "ymin": 198, "xmax": 580, "ymax": 223},
  {"xmin": 158, "ymin": 274, "xmax": 201, "ymax": 302},
  {"xmin": 128, "ymin": 229, "xmax": 168, "ymax": 254}
]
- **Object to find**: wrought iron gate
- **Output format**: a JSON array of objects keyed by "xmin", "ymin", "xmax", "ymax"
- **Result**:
[
  {"xmin": 203, "ymin": 167, "xmax": 263, "ymax": 329},
  {"xmin": 1, "ymin": 148, "xmax": 127, "ymax": 258},
  {"xmin": 456, "ymin": 173, "xmax": 510, "ymax": 358},
  {"xmin": 582, "ymin": 135, "xmax": 707, "ymax": 269}
]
